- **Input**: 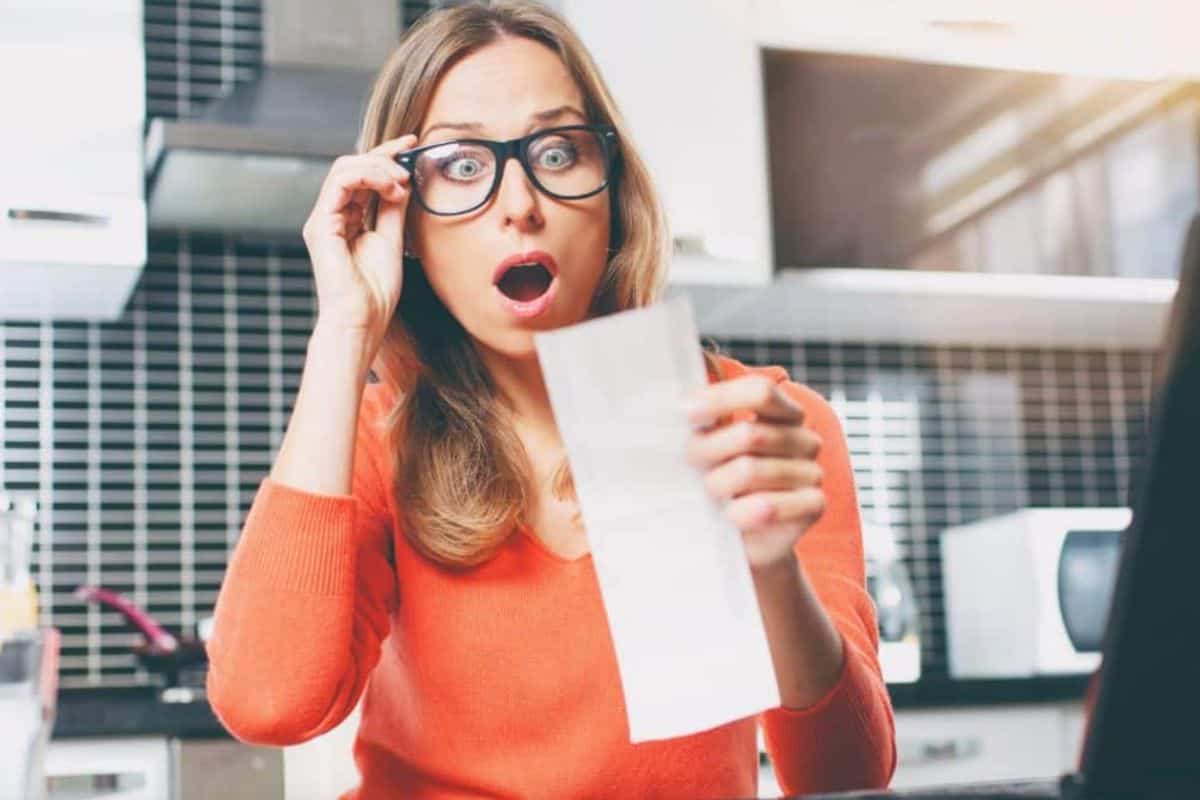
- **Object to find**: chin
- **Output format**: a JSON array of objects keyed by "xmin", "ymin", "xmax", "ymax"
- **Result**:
[
  {"xmin": 469, "ymin": 327, "xmax": 540, "ymax": 361},
  {"xmin": 464, "ymin": 281, "xmax": 600, "ymax": 361}
]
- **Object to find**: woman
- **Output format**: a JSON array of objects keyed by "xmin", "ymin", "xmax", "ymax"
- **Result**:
[{"xmin": 206, "ymin": 2, "xmax": 896, "ymax": 797}]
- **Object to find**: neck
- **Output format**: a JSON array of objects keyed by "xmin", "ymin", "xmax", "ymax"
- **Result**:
[{"xmin": 475, "ymin": 341, "xmax": 560, "ymax": 445}]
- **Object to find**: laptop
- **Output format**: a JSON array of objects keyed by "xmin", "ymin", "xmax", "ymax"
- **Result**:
[{"xmin": 791, "ymin": 218, "xmax": 1200, "ymax": 800}]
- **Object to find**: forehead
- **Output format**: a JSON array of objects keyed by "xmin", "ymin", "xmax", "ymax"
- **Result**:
[{"xmin": 421, "ymin": 36, "xmax": 585, "ymax": 137}]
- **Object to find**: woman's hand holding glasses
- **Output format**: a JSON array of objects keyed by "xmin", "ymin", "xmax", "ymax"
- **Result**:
[{"xmin": 302, "ymin": 134, "xmax": 418, "ymax": 352}]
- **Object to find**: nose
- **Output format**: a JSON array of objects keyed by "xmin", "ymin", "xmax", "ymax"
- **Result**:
[{"xmin": 494, "ymin": 155, "xmax": 543, "ymax": 231}]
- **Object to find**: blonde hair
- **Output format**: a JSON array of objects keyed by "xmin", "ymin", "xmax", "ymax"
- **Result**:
[{"xmin": 356, "ymin": 0, "xmax": 722, "ymax": 569}]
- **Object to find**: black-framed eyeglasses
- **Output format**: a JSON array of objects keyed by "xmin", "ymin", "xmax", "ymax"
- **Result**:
[{"xmin": 395, "ymin": 124, "xmax": 619, "ymax": 216}]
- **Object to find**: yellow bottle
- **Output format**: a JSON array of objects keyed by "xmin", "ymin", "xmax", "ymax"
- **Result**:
[
  {"xmin": 0, "ymin": 577, "xmax": 39, "ymax": 641},
  {"xmin": 0, "ymin": 495, "xmax": 39, "ymax": 642}
]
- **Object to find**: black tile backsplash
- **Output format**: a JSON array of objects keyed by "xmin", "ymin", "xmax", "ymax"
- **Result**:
[
  {"xmin": 717, "ymin": 339, "xmax": 1152, "ymax": 678},
  {"xmin": 2, "ymin": 239, "xmax": 1156, "ymax": 686},
  {"xmin": 0, "ymin": 0, "xmax": 1158, "ymax": 688},
  {"xmin": 3, "ymin": 234, "xmax": 315, "ymax": 686}
]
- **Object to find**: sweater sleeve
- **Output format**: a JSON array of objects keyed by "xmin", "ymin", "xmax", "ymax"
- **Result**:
[
  {"xmin": 205, "ymin": 382, "xmax": 400, "ymax": 746},
  {"xmin": 730, "ymin": 360, "xmax": 897, "ymax": 793}
]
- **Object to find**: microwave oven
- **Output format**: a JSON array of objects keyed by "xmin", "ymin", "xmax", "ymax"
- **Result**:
[{"xmin": 940, "ymin": 507, "xmax": 1130, "ymax": 679}]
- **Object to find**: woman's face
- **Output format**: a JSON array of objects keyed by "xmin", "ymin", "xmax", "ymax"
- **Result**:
[{"xmin": 406, "ymin": 36, "xmax": 612, "ymax": 361}]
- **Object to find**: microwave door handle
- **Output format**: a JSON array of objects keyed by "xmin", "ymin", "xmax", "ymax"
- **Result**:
[{"xmin": 7, "ymin": 208, "xmax": 112, "ymax": 227}]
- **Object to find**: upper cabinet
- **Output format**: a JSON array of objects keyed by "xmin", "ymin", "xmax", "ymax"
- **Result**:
[
  {"xmin": 759, "ymin": 46, "xmax": 1200, "ymax": 280},
  {"xmin": 562, "ymin": 1, "xmax": 1191, "ymax": 345},
  {"xmin": 0, "ymin": 0, "xmax": 147, "ymax": 321},
  {"xmin": 562, "ymin": 0, "xmax": 773, "ymax": 287},
  {"xmin": 753, "ymin": 0, "xmax": 1200, "ymax": 83}
]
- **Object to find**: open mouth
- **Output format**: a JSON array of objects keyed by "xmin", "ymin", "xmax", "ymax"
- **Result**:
[{"xmin": 496, "ymin": 262, "xmax": 554, "ymax": 303}]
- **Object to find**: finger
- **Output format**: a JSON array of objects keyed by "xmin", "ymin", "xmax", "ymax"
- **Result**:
[
  {"xmin": 685, "ymin": 375, "xmax": 805, "ymax": 427},
  {"xmin": 723, "ymin": 487, "xmax": 826, "ymax": 530},
  {"xmin": 330, "ymin": 159, "xmax": 408, "ymax": 194},
  {"xmin": 686, "ymin": 419, "xmax": 821, "ymax": 469},
  {"xmin": 369, "ymin": 133, "xmax": 420, "ymax": 158},
  {"xmin": 702, "ymin": 455, "xmax": 823, "ymax": 502},
  {"xmin": 360, "ymin": 155, "xmax": 412, "ymax": 243},
  {"xmin": 334, "ymin": 215, "xmax": 359, "ymax": 239},
  {"xmin": 318, "ymin": 167, "xmax": 408, "ymax": 220},
  {"xmin": 342, "ymin": 203, "xmax": 364, "ymax": 233},
  {"xmin": 359, "ymin": 152, "xmax": 413, "ymax": 182},
  {"xmin": 346, "ymin": 162, "xmax": 406, "ymax": 215}
]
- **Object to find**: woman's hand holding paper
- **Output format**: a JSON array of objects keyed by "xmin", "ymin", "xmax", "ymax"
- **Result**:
[{"xmin": 684, "ymin": 374, "xmax": 827, "ymax": 572}]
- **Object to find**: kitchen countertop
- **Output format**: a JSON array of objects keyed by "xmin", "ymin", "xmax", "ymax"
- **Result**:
[
  {"xmin": 886, "ymin": 674, "xmax": 1089, "ymax": 709},
  {"xmin": 777, "ymin": 777, "xmax": 1065, "ymax": 798},
  {"xmin": 52, "ymin": 675, "xmax": 1089, "ymax": 739},
  {"xmin": 53, "ymin": 686, "xmax": 225, "ymax": 739}
]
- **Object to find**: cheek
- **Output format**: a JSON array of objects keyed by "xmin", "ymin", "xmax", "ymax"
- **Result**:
[
  {"xmin": 565, "ymin": 197, "xmax": 612, "ymax": 272},
  {"xmin": 406, "ymin": 206, "xmax": 439, "ymax": 260},
  {"xmin": 419, "ymin": 231, "xmax": 503, "ymax": 323}
]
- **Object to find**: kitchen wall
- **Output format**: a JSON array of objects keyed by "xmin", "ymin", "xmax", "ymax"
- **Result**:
[
  {"xmin": 717, "ymin": 338, "xmax": 1153, "ymax": 678},
  {"xmin": 0, "ymin": 0, "xmax": 1160, "ymax": 688},
  {"xmin": 0, "ymin": 234, "xmax": 314, "ymax": 687},
  {"xmin": 0, "ymin": 234, "xmax": 1157, "ymax": 687}
]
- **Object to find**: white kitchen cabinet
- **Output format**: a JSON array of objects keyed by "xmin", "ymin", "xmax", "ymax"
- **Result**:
[
  {"xmin": 0, "ymin": 0, "xmax": 147, "ymax": 321},
  {"xmin": 45, "ymin": 736, "xmax": 172, "ymax": 800},
  {"xmin": 891, "ymin": 705, "xmax": 1062, "ymax": 788},
  {"xmin": 46, "ymin": 736, "xmax": 284, "ymax": 800},
  {"xmin": 891, "ymin": 701, "xmax": 1091, "ymax": 789},
  {"xmin": 752, "ymin": 1, "xmax": 1199, "ymax": 82},
  {"xmin": 1059, "ymin": 701, "xmax": 1089, "ymax": 772},
  {"xmin": 680, "ymin": 267, "xmax": 1175, "ymax": 349},
  {"xmin": 283, "ymin": 704, "xmax": 362, "ymax": 800},
  {"xmin": 562, "ymin": 0, "xmax": 773, "ymax": 287},
  {"xmin": 175, "ymin": 739, "xmax": 284, "ymax": 800}
]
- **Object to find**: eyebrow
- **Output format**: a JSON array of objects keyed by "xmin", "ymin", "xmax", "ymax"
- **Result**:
[{"xmin": 420, "ymin": 105, "xmax": 587, "ymax": 140}]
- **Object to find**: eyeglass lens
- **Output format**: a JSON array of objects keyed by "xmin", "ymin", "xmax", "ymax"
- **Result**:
[{"xmin": 410, "ymin": 128, "xmax": 609, "ymax": 215}]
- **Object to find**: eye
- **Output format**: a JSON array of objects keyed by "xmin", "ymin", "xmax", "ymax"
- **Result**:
[
  {"xmin": 424, "ymin": 143, "xmax": 492, "ymax": 183},
  {"xmin": 532, "ymin": 139, "xmax": 577, "ymax": 170},
  {"xmin": 439, "ymin": 154, "xmax": 488, "ymax": 181}
]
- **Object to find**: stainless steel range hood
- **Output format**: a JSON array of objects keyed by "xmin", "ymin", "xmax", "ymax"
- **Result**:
[{"xmin": 145, "ymin": 0, "xmax": 404, "ymax": 237}]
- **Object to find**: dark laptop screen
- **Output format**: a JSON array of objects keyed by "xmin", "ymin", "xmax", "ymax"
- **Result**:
[{"xmin": 1077, "ymin": 230, "xmax": 1200, "ymax": 796}]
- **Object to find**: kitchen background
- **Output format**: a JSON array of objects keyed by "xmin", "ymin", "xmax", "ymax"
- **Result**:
[
  {"xmin": 0, "ymin": 0, "xmax": 1175, "ymax": 690},
  {"xmin": 2, "ymin": 0, "xmax": 1197, "ymax": 797},
  {"xmin": 0, "ymin": 244, "xmax": 1160, "ymax": 686}
]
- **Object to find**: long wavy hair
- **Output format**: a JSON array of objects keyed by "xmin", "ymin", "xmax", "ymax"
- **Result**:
[{"xmin": 356, "ymin": 0, "xmax": 722, "ymax": 569}]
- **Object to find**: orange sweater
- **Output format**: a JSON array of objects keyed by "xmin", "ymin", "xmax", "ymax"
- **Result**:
[{"xmin": 207, "ymin": 354, "xmax": 897, "ymax": 798}]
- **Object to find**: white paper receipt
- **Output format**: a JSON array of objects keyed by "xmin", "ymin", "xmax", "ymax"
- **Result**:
[{"xmin": 533, "ymin": 294, "xmax": 781, "ymax": 743}]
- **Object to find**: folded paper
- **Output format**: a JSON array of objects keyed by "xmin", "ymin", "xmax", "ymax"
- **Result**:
[{"xmin": 533, "ymin": 294, "xmax": 780, "ymax": 742}]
